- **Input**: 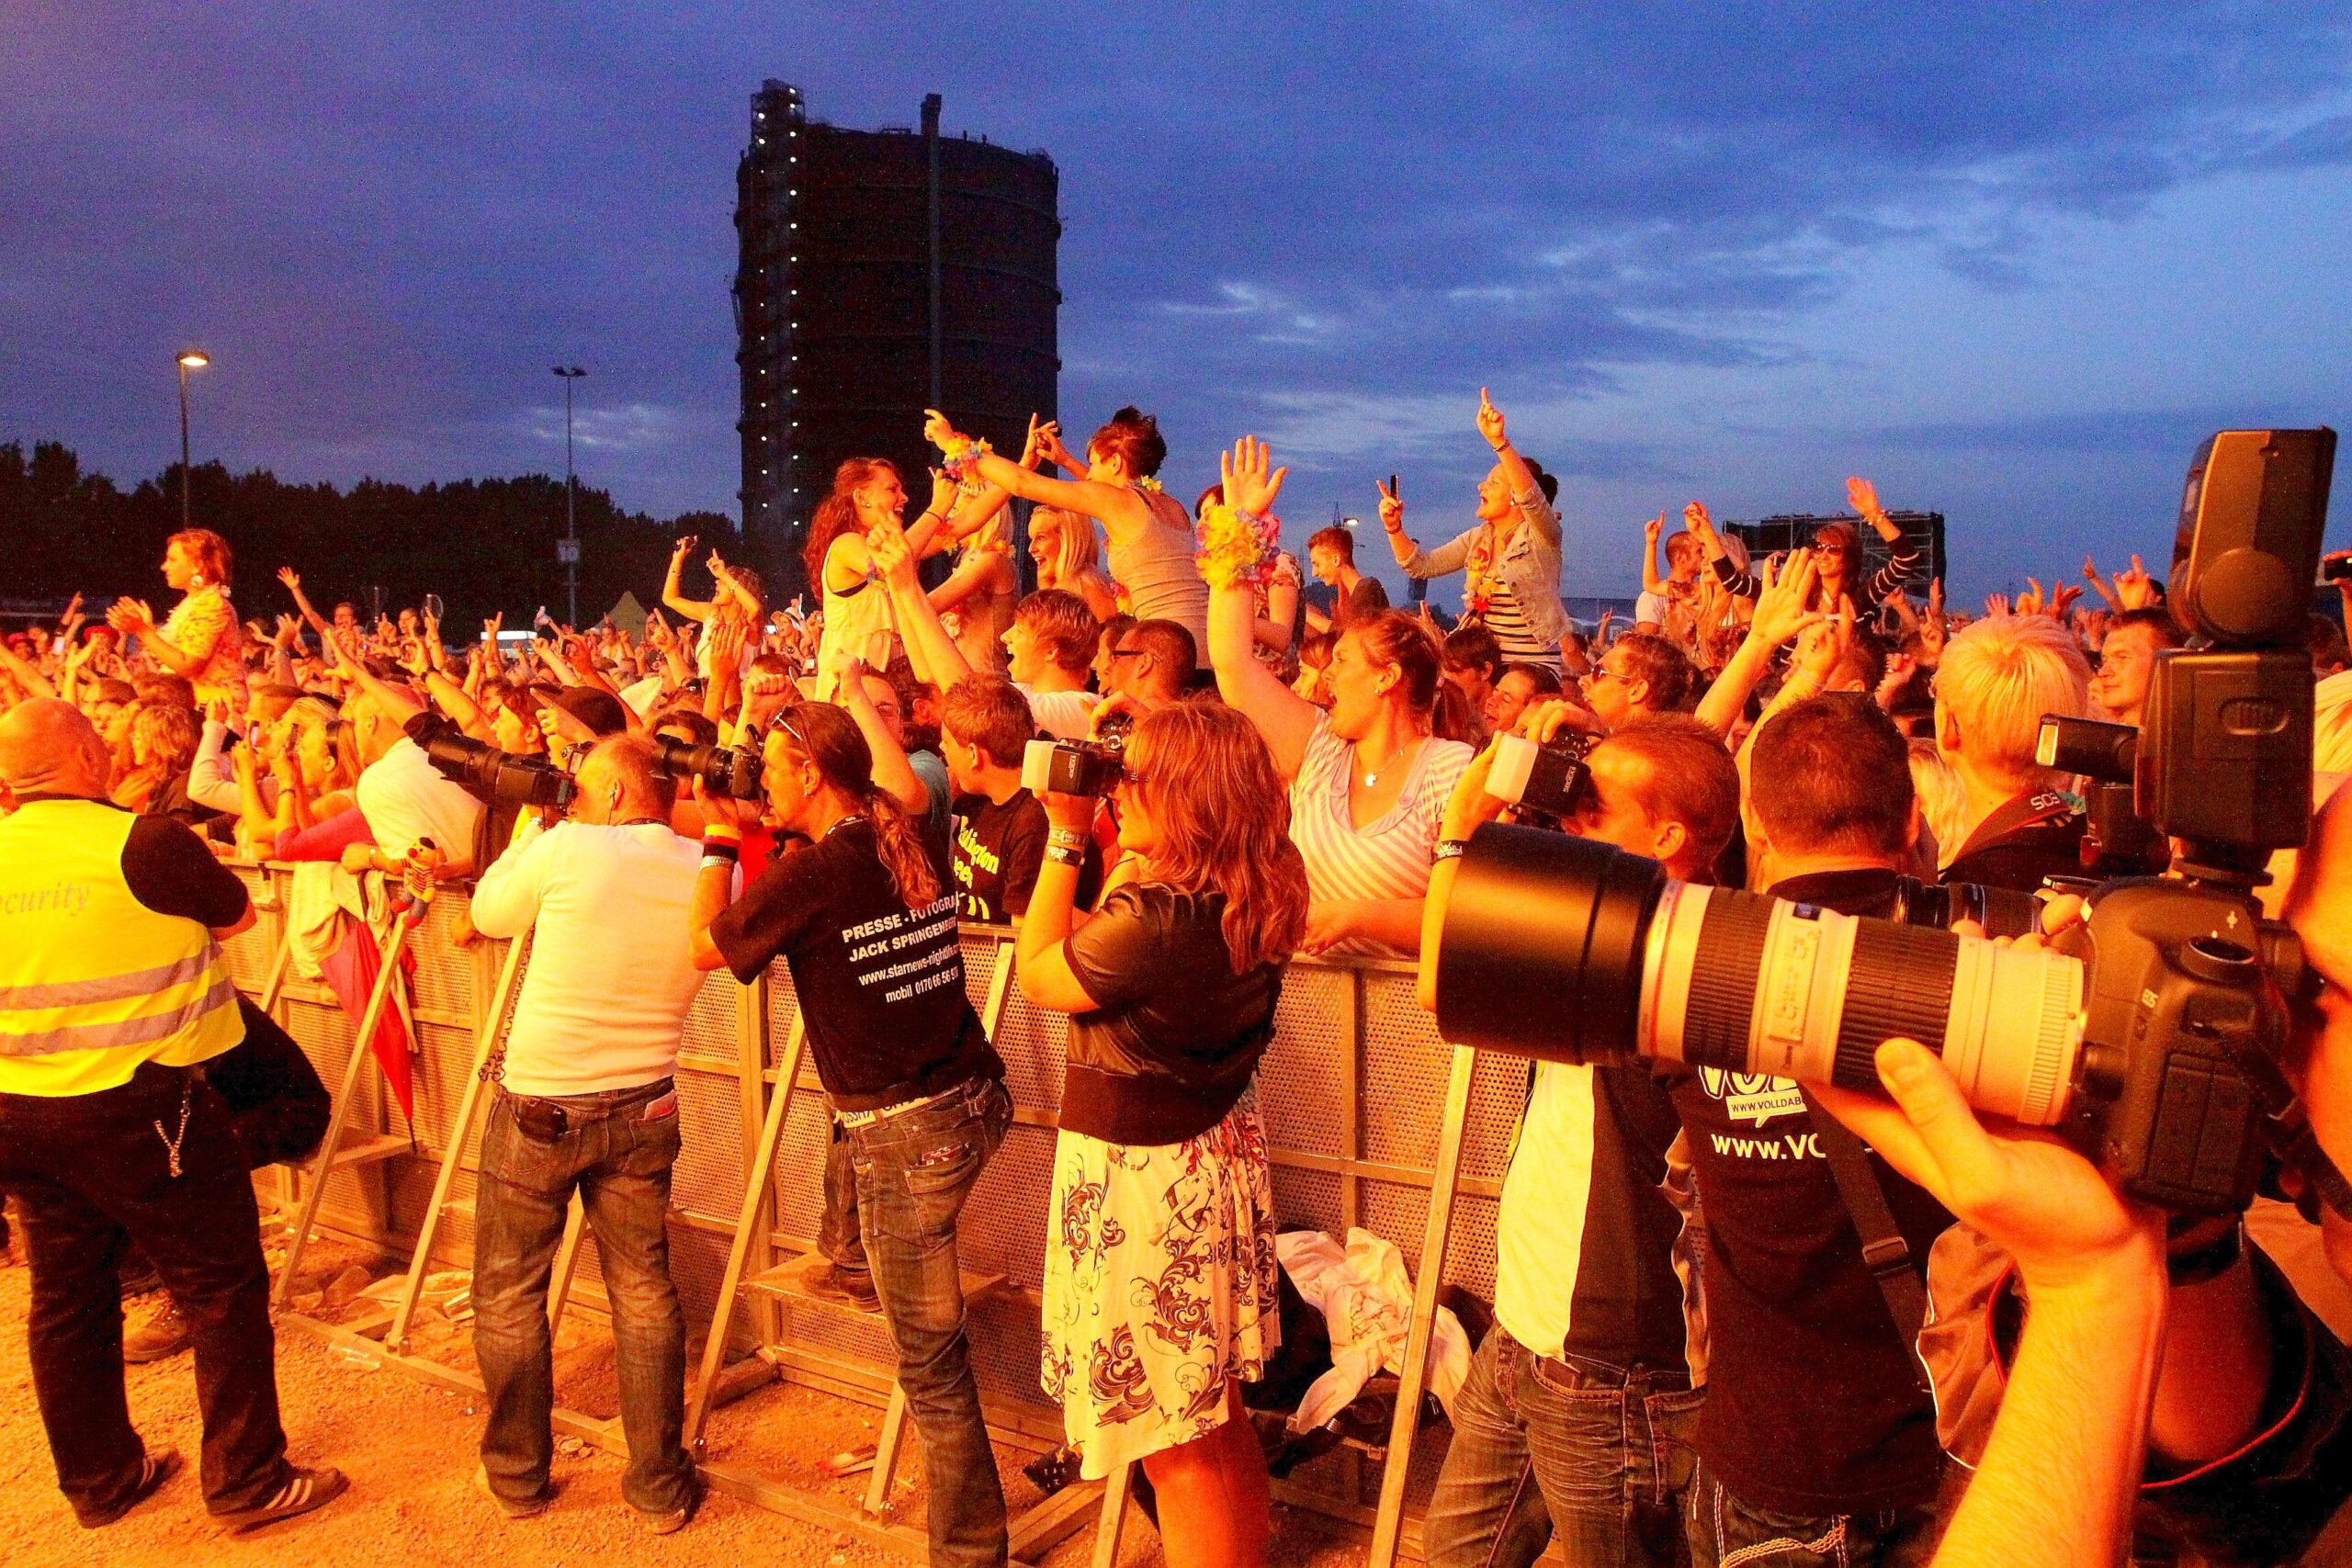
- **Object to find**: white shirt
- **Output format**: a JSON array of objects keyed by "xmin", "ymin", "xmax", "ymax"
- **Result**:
[
  {"xmin": 355, "ymin": 736, "xmax": 487, "ymax": 870},
  {"xmin": 468, "ymin": 817, "xmax": 707, "ymax": 1095},
  {"xmin": 1492, "ymin": 1062, "xmax": 1599, "ymax": 1357},
  {"xmin": 189, "ymin": 718, "xmax": 269, "ymax": 818},
  {"xmin": 1018, "ymin": 683, "xmax": 1100, "ymax": 741}
]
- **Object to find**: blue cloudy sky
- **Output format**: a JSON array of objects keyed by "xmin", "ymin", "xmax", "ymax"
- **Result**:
[{"xmin": 6, "ymin": 3, "xmax": 2349, "ymax": 601}]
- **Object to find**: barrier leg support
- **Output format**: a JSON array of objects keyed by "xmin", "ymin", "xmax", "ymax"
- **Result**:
[
  {"xmin": 272, "ymin": 908, "xmax": 418, "ymax": 1310},
  {"xmin": 386, "ymin": 932, "xmax": 528, "ymax": 1353},
  {"xmin": 685, "ymin": 1011, "xmax": 807, "ymax": 1451},
  {"xmin": 862, "ymin": 1382, "xmax": 910, "ymax": 1517},
  {"xmin": 1089, "ymin": 1462, "xmax": 1132, "ymax": 1568},
  {"xmin": 1365, "ymin": 1043, "xmax": 1478, "ymax": 1568}
]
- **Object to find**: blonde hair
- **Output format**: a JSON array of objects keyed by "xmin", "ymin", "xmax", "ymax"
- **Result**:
[
  {"xmin": 1127, "ymin": 704, "xmax": 1308, "ymax": 972},
  {"xmin": 1030, "ymin": 506, "xmax": 1102, "ymax": 586},
  {"xmin": 1934, "ymin": 613, "xmax": 2090, "ymax": 783}
]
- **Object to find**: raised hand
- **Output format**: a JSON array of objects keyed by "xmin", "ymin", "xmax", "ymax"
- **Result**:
[
  {"xmin": 2017, "ymin": 579, "xmax": 2047, "ymax": 617},
  {"xmin": 1751, "ymin": 549, "xmax": 1827, "ymax": 648},
  {"xmin": 2049, "ymin": 582, "xmax": 2084, "ymax": 617},
  {"xmin": 1845, "ymin": 475, "xmax": 1884, "ymax": 522},
  {"xmin": 923, "ymin": 408, "xmax": 967, "ymax": 453},
  {"xmin": 277, "ymin": 567, "xmax": 303, "ymax": 596},
  {"xmin": 1596, "ymin": 606, "xmax": 1616, "ymax": 645},
  {"xmin": 1985, "ymin": 592, "xmax": 2012, "ymax": 618},
  {"xmin": 867, "ymin": 510, "xmax": 920, "ymax": 588},
  {"xmin": 1476, "ymin": 387, "xmax": 1508, "ymax": 451},
  {"xmin": 1682, "ymin": 500, "xmax": 1716, "ymax": 544},
  {"xmin": 1218, "ymin": 434, "xmax": 1288, "ymax": 516},
  {"xmin": 1376, "ymin": 477, "xmax": 1404, "ymax": 533},
  {"xmin": 1877, "ymin": 651, "xmax": 1918, "ymax": 708},
  {"xmin": 1792, "ymin": 599, "xmax": 1857, "ymax": 688},
  {"xmin": 2114, "ymin": 554, "xmax": 2156, "ymax": 610},
  {"xmin": 1034, "ymin": 418, "xmax": 1076, "ymax": 472},
  {"xmin": 1644, "ymin": 512, "xmax": 1664, "ymax": 547},
  {"xmin": 671, "ymin": 534, "xmax": 697, "ymax": 566}
]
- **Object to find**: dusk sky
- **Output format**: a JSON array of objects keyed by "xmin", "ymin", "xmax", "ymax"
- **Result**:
[{"xmin": 7, "ymin": 3, "xmax": 2350, "ymax": 602}]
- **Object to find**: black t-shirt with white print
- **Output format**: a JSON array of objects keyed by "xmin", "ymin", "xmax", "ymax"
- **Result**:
[
  {"xmin": 709, "ymin": 817, "xmax": 1001, "ymax": 1111},
  {"xmin": 950, "ymin": 787, "xmax": 1101, "ymax": 924},
  {"xmin": 1664, "ymin": 866, "xmax": 1954, "ymax": 1519}
]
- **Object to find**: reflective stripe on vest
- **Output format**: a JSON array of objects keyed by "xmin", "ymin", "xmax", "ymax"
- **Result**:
[{"xmin": 0, "ymin": 799, "xmax": 242, "ymax": 1096}]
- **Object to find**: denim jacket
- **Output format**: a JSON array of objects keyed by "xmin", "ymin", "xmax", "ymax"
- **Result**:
[{"xmin": 1397, "ymin": 487, "xmax": 1566, "ymax": 644}]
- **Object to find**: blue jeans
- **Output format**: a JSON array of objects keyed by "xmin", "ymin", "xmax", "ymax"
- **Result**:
[
  {"xmin": 1424, "ymin": 1327, "xmax": 1702, "ymax": 1568},
  {"xmin": 471, "ymin": 1078, "xmax": 695, "ymax": 1517},
  {"xmin": 1684, "ymin": 1458, "xmax": 1948, "ymax": 1568},
  {"xmin": 842, "ymin": 1075, "xmax": 1013, "ymax": 1568}
]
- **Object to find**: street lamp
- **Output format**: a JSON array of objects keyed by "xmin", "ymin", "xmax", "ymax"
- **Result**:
[
  {"xmin": 176, "ymin": 351, "xmax": 209, "ymax": 530},
  {"xmin": 551, "ymin": 365, "xmax": 587, "ymax": 626}
]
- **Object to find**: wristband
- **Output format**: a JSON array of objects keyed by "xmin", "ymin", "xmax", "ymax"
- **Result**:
[
  {"xmin": 1046, "ymin": 826, "xmax": 1090, "ymax": 852},
  {"xmin": 1042, "ymin": 843, "xmax": 1087, "ymax": 869},
  {"xmin": 1434, "ymin": 839, "xmax": 1471, "ymax": 863},
  {"xmin": 919, "ymin": 510, "xmax": 944, "ymax": 527},
  {"xmin": 700, "ymin": 854, "xmax": 739, "ymax": 874},
  {"xmin": 699, "ymin": 837, "xmax": 741, "ymax": 863}
]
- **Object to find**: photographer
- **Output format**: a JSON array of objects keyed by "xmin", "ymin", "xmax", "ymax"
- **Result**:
[
  {"xmin": 1419, "ymin": 712, "xmax": 1736, "ymax": 1568},
  {"xmin": 691, "ymin": 701, "xmax": 1011, "ymax": 1568},
  {"xmin": 1012, "ymin": 702, "xmax": 1307, "ymax": 1568},
  {"xmin": 462, "ymin": 735, "xmax": 707, "ymax": 1532},
  {"xmin": 938, "ymin": 675, "xmax": 1102, "ymax": 923}
]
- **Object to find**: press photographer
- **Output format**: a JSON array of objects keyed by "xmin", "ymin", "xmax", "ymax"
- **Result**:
[
  {"xmin": 691, "ymin": 700, "xmax": 1011, "ymax": 1568},
  {"xmin": 462, "ymin": 733, "xmax": 707, "ymax": 1532}
]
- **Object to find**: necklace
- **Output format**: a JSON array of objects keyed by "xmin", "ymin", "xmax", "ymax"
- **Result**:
[{"xmin": 1356, "ymin": 733, "xmax": 1418, "ymax": 790}]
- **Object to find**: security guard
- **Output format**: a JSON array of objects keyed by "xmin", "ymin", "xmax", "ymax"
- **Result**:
[{"xmin": 0, "ymin": 699, "xmax": 345, "ymax": 1533}]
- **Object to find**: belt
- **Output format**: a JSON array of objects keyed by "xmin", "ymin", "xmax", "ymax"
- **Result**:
[{"xmin": 834, "ymin": 1077, "xmax": 974, "ymax": 1131}]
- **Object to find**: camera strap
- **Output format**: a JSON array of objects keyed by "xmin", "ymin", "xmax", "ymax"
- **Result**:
[{"xmin": 1801, "ymin": 1088, "xmax": 1932, "ymax": 1393}]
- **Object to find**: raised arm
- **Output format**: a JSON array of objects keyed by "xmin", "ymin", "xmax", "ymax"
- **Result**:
[
  {"xmin": 1477, "ymin": 389, "xmax": 1559, "ymax": 546},
  {"xmin": 831, "ymin": 654, "xmax": 927, "ymax": 818},
  {"xmin": 1693, "ymin": 550, "xmax": 1827, "ymax": 739},
  {"xmin": 869, "ymin": 510, "xmax": 974, "ymax": 690},
  {"xmin": 925, "ymin": 410, "xmax": 1143, "ymax": 536},
  {"xmin": 1847, "ymin": 477, "xmax": 1923, "ymax": 602},
  {"xmin": 1376, "ymin": 478, "xmax": 1476, "ymax": 580},
  {"xmin": 1207, "ymin": 437, "xmax": 1320, "ymax": 778},
  {"xmin": 277, "ymin": 567, "xmax": 336, "ymax": 646},
  {"xmin": 0, "ymin": 634, "xmax": 55, "ymax": 699},
  {"xmin": 662, "ymin": 535, "xmax": 716, "ymax": 624},
  {"xmin": 1639, "ymin": 513, "xmax": 1667, "ymax": 605}
]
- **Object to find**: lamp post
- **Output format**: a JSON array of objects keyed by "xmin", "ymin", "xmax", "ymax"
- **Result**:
[
  {"xmin": 552, "ymin": 365, "xmax": 586, "ymax": 626},
  {"xmin": 176, "ymin": 351, "xmax": 209, "ymax": 530}
]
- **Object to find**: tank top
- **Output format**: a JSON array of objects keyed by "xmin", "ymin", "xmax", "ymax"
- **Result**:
[
  {"xmin": 1286, "ymin": 717, "xmax": 1473, "ymax": 959},
  {"xmin": 1103, "ymin": 487, "xmax": 1209, "ymax": 665},
  {"xmin": 817, "ymin": 534, "xmax": 899, "ymax": 698}
]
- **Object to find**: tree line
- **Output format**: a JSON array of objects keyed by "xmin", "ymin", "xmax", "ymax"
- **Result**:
[{"xmin": 0, "ymin": 441, "xmax": 732, "ymax": 633}]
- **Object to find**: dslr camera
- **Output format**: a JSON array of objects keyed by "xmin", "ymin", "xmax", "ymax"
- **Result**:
[
  {"xmin": 409, "ymin": 712, "xmax": 578, "ymax": 811},
  {"xmin": 1485, "ymin": 732, "xmax": 1594, "ymax": 827},
  {"xmin": 650, "ymin": 732, "xmax": 764, "ymax": 801},
  {"xmin": 1023, "ymin": 732, "xmax": 1127, "ymax": 797},
  {"xmin": 1438, "ymin": 429, "xmax": 2339, "ymax": 1216}
]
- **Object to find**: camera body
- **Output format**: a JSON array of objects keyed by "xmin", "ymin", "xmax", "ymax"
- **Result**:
[
  {"xmin": 1436, "ymin": 428, "xmax": 2335, "ymax": 1216},
  {"xmin": 412, "ymin": 713, "xmax": 578, "ymax": 811},
  {"xmin": 650, "ymin": 732, "xmax": 763, "ymax": 801},
  {"xmin": 1485, "ymin": 732, "xmax": 1594, "ymax": 826},
  {"xmin": 1023, "ymin": 733, "xmax": 1127, "ymax": 798}
]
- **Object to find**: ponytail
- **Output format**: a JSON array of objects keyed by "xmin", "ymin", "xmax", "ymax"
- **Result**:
[{"xmin": 862, "ymin": 788, "xmax": 942, "ymax": 911}]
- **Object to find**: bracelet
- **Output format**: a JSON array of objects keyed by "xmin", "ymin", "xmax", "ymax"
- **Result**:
[
  {"xmin": 1434, "ymin": 839, "xmax": 1471, "ymax": 863},
  {"xmin": 919, "ymin": 510, "xmax": 944, "ymax": 528},
  {"xmin": 699, "ymin": 838, "xmax": 741, "ymax": 863},
  {"xmin": 1046, "ymin": 826, "xmax": 1090, "ymax": 852},
  {"xmin": 699, "ymin": 854, "xmax": 739, "ymax": 874},
  {"xmin": 1042, "ymin": 843, "xmax": 1087, "ymax": 869}
]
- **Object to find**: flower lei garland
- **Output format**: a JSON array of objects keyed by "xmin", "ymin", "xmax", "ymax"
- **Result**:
[
  {"xmin": 1194, "ymin": 502, "xmax": 1282, "ymax": 592},
  {"xmin": 1132, "ymin": 475, "xmax": 1163, "ymax": 495},
  {"xmin": 938, "ymin": 434, "xmax": 990, "ymax": 488},
  {"xmin": 1463, "ymin": 528, "xmax": 1500, "ymax": 621}
]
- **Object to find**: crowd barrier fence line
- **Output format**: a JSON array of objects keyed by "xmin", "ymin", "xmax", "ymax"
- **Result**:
[{"xmin": 220, "ymin": 861, "xmax": 1526, "ymax": 1566}]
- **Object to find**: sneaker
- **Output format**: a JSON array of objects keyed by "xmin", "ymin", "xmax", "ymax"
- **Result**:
[
  {"xmin": 79, "ymin": 1448, "xmax": 181, "ymax": 1529},
  {"xmin": 804, "ymin": 1262, "xmax": 882, "ymax": 1314},
  {"xmin": 123, "ymin": 1299, "xmax": 193, "ymax": 1363},
  {"xmin": 216, "ymin": 1465, "xmax": 349, "ymax": 1533},
  {"xmin": 477, "ymin": 1463, "xmax": 555, "ymax": 1520}
]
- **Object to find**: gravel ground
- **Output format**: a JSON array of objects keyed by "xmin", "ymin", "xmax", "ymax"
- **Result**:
[{"xmin": 0, "ymin": 1223, "xmax": 1368, "ymax": 1568}]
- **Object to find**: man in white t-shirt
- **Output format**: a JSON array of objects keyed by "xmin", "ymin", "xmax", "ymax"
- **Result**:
[
  {"xmin": 348, "ymin": 693, "xmax": 487, "ymax": 872},
  {"xmin": 999, "ymin": 589, "xmax": 1102, "ymax": 740},
  {"xmin": 464, "ymin": 735, "xmax": 707, "ymax": 1532}
]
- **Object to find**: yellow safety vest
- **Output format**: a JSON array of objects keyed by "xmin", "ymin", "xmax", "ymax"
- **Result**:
[{"xmin": 0, "ymin": 798, "xmax": 243, "ymax": 1096}]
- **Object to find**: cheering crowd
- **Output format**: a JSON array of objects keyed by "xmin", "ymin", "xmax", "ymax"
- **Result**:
[{"xmin": 5, "ymin": 390, "xmax": 2352, "ymax": 1568}]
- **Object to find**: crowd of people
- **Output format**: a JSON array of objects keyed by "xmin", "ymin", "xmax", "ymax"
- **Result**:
[{"xmin": 4, "ymin": 389, "xmax": 2352, "ymax": 1568}]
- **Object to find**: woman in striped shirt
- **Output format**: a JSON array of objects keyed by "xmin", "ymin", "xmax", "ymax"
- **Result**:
[
  {"xmin": 1379, "ymin": 389, "xmax": 1566, "ymax": 671},
  {"xmin": 1209, "ymin": 437, "xmax": 1476, "ymax": 959}
]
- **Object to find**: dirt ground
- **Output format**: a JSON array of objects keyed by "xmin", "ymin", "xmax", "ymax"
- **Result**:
[{"xmin": 0, "ymin": 1222, "xmax": 1368, "ymax": 1568}]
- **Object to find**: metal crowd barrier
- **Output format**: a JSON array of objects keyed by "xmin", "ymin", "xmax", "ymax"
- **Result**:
[{"xmin": 221, "ymin": 860, "xmax": 1533, "ymax": 1564}]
